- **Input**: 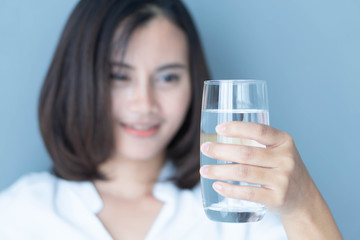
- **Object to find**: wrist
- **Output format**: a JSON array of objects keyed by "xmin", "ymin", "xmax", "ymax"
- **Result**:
[{"xmin": 279, "ymin": 182, "xmax": 342, "ymax": 240}]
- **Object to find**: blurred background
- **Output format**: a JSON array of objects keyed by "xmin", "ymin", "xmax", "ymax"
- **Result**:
[{"xmin": 0, "ymin": 0, "xmax": 359, "ymax": 238}]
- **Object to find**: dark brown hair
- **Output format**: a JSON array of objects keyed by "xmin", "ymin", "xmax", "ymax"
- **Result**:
[{"xmin": 39, "ymin": 0, "xmax": 210, "ymax": 189}]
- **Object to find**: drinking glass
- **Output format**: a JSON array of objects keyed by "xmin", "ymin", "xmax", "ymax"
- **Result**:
[{"xmin": 200, "ymin": 79, "xmax": 269, "ymax": 223}]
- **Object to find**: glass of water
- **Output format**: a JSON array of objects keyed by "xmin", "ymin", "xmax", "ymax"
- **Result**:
[{"xmin": 200, "ymin": 79, "xmax": 269, "ymax": 223}]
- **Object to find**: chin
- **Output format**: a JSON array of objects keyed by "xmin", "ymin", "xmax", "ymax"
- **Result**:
[{"xmin": 115, "ymin": 148, "xmax": 165, "ymax": 162}]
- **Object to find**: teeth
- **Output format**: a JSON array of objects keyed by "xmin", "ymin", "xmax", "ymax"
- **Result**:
[{"xmin": 129, "ymin": 125, "xmax": 155, "ymax": 130}]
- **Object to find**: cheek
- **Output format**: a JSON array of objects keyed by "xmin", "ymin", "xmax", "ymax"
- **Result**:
[
  {"xmin": 111, "ymin": 91, "xmax": 123, "ymax": 120},
  {"xmin": 163, "ymin": 85, "xmax": 191, "ymax": 127}
]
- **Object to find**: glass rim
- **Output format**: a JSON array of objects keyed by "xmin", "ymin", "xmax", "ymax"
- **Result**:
[{"xmin": 204, "ymin": 79, "xmax": 266, "ymax": 85}]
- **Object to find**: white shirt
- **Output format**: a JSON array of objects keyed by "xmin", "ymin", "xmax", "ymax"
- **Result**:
[{"xmin": 0, "ymin": 164, "xmax": 287, "ymax": 240}]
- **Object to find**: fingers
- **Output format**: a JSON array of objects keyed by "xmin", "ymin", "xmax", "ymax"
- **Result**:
[
  {"xmin": 201, "ymin": 142, "xmax": 278, "ymax": 168},
  {"xmin": 215, "ymin": 121, "xmax": 290, "ymax": 147},
  {"xmin": 212, "ymin": 182, "xmax": 272, "ymax": 206},
  {"xmin": 199, "ymin": 121, "xmax": 301, "ymax": 212},
  {"xmin": 200, "ymin": 163, "xmax": 275, "ymax": 188},
  {"xmin": 211, "ymin": 181, "xmax": 292, "ymax": 211}
]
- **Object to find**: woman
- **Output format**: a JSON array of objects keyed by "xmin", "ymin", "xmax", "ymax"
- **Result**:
[{"xmin": 0, "ymin": 0, "xmax": 341, "ymax": 239}]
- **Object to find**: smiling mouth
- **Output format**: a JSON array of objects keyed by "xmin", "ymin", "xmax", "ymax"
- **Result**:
[{"xmin": 121, "ymin": 123, "xmax": 160, "ymax": 137}]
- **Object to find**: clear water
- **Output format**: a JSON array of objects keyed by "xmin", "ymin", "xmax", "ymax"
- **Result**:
[{"xmin": 200, "ymin": 109, "xmax": 269, "ymax": 222}]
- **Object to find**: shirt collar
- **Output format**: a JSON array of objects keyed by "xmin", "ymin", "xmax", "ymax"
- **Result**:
[{"xmin": 57, "ymin": 161, "xmax": 177, "ymax": 214}]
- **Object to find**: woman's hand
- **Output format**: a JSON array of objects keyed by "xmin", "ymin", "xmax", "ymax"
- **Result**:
[{"xmin": 200, "ymin": 121, "xmax": 342, "ymax": 240}]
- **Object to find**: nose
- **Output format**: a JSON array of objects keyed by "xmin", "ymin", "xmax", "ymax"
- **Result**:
[{"xmin": 128, "ymin": 81, "xmax": 159, "ymax": 115}]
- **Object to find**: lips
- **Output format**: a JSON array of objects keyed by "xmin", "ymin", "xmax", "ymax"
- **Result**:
[{"xmin": 121, "ymin": 123, "xmax": 160, "ymax": 137}]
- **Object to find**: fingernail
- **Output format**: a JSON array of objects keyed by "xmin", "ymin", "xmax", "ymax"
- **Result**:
[
  {"xmin": 216, "ymin": 124, "xmax": 226, "ymax": 133},
  {"xmin": 200, "ymin": 166, "xmax": 208, "ymax": 175},
  {"xmin": 201, "ymin": 143, "xmax": 210, "ymax": 153},
  {"xmin": 213, "ymin": 182, "xmax": 223, "ymax": 191}
]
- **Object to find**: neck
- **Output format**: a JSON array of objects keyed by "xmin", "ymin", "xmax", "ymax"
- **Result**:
[{"xmin": 94, "ymin": 152, "xmax": 165, "ymax": 200}]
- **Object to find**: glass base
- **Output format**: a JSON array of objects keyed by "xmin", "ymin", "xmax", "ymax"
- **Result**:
[{"xmin": 204, "ymin": 208, "xmax": 266, "ymax": 223}]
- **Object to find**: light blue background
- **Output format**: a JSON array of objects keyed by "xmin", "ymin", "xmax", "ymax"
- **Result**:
[{"xmin": 0, "ymin": 0, "xmax": 359, "ymax": 238}]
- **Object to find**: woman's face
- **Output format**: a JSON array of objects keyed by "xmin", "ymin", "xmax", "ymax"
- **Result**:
[{"xmin": 109, "ymin": 16, "xmax": 191, "ymax": 162}]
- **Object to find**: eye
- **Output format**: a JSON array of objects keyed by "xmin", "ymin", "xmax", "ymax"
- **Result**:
[
  {"xmin": 161, "ymin": 74, "xmax": 180, "ymax": 83},
  {"xmin": 110, "ymin": 73, "xmax": 129, "ymax": 81}
]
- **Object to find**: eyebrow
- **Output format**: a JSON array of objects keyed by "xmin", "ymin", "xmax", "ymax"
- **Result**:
[
  {"xmin": 111, "ymin": 62, "xmax": 186, "ymax": 72},
  {"xmin": 156, "ymin": 63, "xmax": 186, "ymax": 72}
]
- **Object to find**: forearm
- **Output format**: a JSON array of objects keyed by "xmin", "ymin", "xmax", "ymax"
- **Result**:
[{"xmin": 280, "ymin": 183, "xmax": 342, "ymax": 240}]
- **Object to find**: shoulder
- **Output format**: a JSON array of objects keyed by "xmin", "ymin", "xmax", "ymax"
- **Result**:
[
  {"xmin": 0, "ymin": 172, "xmax": 59, "ymax": 217},
  {"xmin": 0, "ymin": 171, "xmax": 101, "ymax": 214},
  {"xmin": 0, "ymin": 172, "xmax": 57, "ymax": 206},
  {"xmin": 0, "ymin": 172, "xmax": 104, "ymax": 239},
  {"xmin": 0, "ymin": 172, "xmax": 60, "ymax": 238}
]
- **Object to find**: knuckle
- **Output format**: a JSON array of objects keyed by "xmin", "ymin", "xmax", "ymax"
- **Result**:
[
  {"xmin": 274, "ymin": 193, "xmax": 286, "ymax": 207},
  {"xmin": 255, "ymin": 124, "xmax": 268, "ymax": 138},
  {"xmin": 278, "ymin": 153, "xmax": 295, "ymax": 172},
  {"xmin": 245, "ymin": 188, "xmax": 256, "ymax": 202},
  {"xmin": 237, "ymin": 165, "xmax": 249, "ymax": 179},
  {"xmin": 283, "ymin": 132, "xmax": 295, "ymax": 145},
  {"xmin": 273, "ymin": 178, "xmax": 289, "ymax": 207},
  {"xmin": 240, "ymin": 146, "xmax": 252, "ymax": 160},
  {"xmin": 284, "ymin": 157, "xmax": 296, "ymax": 172},
  {"xmin": 277, "ymin": 172, "xmax": 290, "ymax": 191},
  {"xmin": 259, "ymin": 168, "xmax": 267, "ymax": 180}
]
